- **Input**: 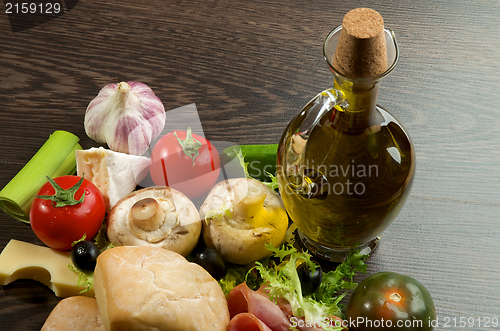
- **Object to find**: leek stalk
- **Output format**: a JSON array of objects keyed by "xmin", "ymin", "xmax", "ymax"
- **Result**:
[{"xmin": 0, "ymin": 131, "xmax": 82, "ymax": 224}]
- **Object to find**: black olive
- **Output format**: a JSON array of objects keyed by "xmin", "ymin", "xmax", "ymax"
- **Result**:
[
  {"xmin": 297, "ymin": 262, "xmax": 323, "ymax": 296},
  {"xmin": 71, "ymin": 241, "xmax": 100, "ymax": 272},
  {"xmin": 194, "ymin": 248, "xmax": 227, "ymax": 280}
]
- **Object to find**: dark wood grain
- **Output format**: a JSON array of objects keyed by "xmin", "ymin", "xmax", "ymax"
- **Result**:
[{"xmin": 1, "ymin": 0, "xmax": 499, "ymax": 329}]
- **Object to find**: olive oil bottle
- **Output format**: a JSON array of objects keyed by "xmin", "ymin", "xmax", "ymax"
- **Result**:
[{"xmin": 277, "ymin": 12, "xmax": 415, "ymax": 261}]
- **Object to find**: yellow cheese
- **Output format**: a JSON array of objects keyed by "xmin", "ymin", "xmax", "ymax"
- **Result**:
[{"xmin": 0, "ymin": 239, "xmax": 94, "ymax": 298}]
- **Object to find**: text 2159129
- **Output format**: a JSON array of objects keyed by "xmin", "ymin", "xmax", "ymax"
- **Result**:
[{"xmin": 5, "ymin": 2, "xmax": 61, "ymax": 14}]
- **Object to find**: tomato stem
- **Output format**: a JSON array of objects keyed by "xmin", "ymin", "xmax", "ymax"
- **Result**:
[
  {"xmin": 35, "ymin": 176, "xmax": 85, "ymax": 207},
  {"xmin": 174, "ymin": 127, "xmax": 202, "ymax": 166}
]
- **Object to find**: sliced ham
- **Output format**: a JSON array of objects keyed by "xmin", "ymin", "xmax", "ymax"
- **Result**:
[
  {"xmin": 226, "ymin": 283, "xmax": 347, "ymax": 331},
  {"xmin": 226, "ymin": 313, "xmax": 273, "ymax": 331},
  {"xmin": 277, "ymin": 299, "xmax": 347, "ymax": 331},
  {"xmin": 226, "ymin": 283, "xmax": 291, "ymax": 331}
]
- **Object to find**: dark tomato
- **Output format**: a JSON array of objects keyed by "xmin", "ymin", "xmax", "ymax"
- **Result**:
[{"xmin": 346, "ymin": 272, "xmax": 436, "ymax": 331}]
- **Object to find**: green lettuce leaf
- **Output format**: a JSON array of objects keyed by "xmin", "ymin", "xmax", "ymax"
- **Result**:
[
  {"xmin": 67, "ymin": 223, "xmax": 115, "ymax": 292},
  {"xmin": 251, "ymin": 243, "xmax": 368, "ymax": 331},
  {"xmin": 218, "ymin": 265, "xmax": 247, "ymax": 296},
  {"xmin": 68, "ymin": 263, "xmax": 94, "ymax": 293}
]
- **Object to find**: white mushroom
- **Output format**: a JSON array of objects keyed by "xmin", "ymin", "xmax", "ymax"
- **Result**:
[
  {"xmin": 199, "ymin": 178, "xmax": 289, "ymax": 265},
  {"xmin": 107, "ymin": 187, "xmax": 201, "ymax": 257}
]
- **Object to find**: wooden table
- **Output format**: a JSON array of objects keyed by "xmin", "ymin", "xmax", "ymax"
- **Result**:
[{"xmin": 1, "ymin": 0, "xmax": 499, "ymax": 329}]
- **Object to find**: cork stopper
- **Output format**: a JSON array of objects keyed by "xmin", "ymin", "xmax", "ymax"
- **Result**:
[{"xmin": 332, "ymin": 8, "xmax": 388, "ymax": 78}]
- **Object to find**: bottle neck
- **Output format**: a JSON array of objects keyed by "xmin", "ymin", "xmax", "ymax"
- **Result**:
[
  {"xmin": 329, "ymin": 76, "xmax": 381, "ymax": 131},
  {"xmin": 334, "ymin": 76, "xmax": 380, "ymax": 113}
]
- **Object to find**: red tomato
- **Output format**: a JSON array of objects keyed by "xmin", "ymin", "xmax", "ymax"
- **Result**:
[
  {"xmin": 149, "ymin": 129, "xmax": 220, "ymax": 199},
  {"xmin": 30, "ymin": 175, "xmax": 106, "ymax": 250}
]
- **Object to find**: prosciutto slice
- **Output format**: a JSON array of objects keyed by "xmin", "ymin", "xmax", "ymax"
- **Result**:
[
  {"xmin": 226, "ymin": 313, "xmax": 273, "ymax": 331},
  {"xmin": 226, "ymin": 283, "xmax": 346, "ymax": 331},
  {"xmin": 226, "ymin": 283, "xmax": 291, "ymax": 331},
  {"xmin": 277, "ymin": 299, "xmax": 345, "ymax": 331}
]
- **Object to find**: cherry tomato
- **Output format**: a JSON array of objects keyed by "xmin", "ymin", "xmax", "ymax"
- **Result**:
[
  {"xmin": 30, "ymin": 175, "xmax": 106, "ymax": 251},
  {"xmin": 149, "ymin": 128, "xmax": 220, "ymax": 199},
  {"xmin": 346, "ymin": 272, "xmax": 436, "ymax": 331}
]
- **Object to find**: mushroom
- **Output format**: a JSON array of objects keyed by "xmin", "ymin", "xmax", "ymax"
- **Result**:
[
  {"xmin": 199, "ymin": 178, "xmax": 289, "ymax": 265},
  {"xmin": 107, "ymin": 187, "xmax": 201, "ymax": 257}
]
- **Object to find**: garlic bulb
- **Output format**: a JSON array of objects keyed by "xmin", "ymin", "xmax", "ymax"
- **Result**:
[{"xmin": 84, "ymin": 81, "xmax": 166, "ymax": 155}]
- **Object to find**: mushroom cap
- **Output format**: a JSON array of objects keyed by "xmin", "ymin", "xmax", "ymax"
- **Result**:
[
  {"xmin": 199, "ymin": 178, "xmax": 289, "ymax": 265},
  {"xmin": 107, "ymin": 187, "xmax": 201, "ymax": 257}
]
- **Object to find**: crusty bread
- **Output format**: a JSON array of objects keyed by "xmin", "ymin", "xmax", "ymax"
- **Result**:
[
  {"xmin": 41, "ymin": 296, "xmax": 106, "ymax": 331},
  {"xmin": 93, "ymin": 246, "xmax": 230, "ymax": 331}
]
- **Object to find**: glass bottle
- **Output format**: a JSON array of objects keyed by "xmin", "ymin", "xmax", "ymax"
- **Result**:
[{"xmin": 277, "ymin": 26, "xmax": 415, "ymax": 262}]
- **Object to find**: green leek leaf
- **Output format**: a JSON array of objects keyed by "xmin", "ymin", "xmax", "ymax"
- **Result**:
[{"xmin": 0, "ymin": 130, "xmax": 81, "ymax": 224}]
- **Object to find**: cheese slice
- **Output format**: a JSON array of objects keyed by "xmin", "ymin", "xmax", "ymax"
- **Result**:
[
  {"xmin": 0, "ymin": 239, "xmax": 94, "ymax": 298},
  {"xmin": 76, "ymin": 147, "xmax": 150, "ymax": 211}
]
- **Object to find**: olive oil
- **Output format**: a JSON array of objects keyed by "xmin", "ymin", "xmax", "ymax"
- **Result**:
[
  {"xmin": 277, "ymin": 17, "xmax": 413, "ymax": 261},
  {"xmin": 277, "ymin": 102, "xmax": 414, "ymax": 254}
]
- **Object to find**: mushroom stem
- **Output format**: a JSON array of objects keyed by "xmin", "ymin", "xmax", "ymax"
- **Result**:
[
  {"xmin": 233, "ymin": 179, "xmax": 267, "ymax": 219},
  {"xmin": 130, "ymin": 198, "xmax": 165, "ymax": 231}
]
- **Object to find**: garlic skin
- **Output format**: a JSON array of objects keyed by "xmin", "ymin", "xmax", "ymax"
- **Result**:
[{"xmin": 84, "ymin": 81, "xmax": 166, "ymax": 155}]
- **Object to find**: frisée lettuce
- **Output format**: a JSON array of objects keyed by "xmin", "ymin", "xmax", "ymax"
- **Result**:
[{"xmin": 250, "ymin": 243, "xmax": 368, "ymax": 331}]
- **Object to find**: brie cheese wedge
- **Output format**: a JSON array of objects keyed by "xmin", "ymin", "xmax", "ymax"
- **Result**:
[{"xmin": 76, "ymin": 147, "xmax": 150, "ymax": 211}]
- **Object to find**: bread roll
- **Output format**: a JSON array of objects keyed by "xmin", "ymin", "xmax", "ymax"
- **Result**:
[
  {"xmin": 93, "ymin": 246, "xmax": 230, "ymax": 331},
  {"xmin": 41, "ymin": 296, "xmax": 106, "ymax": 331}
]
